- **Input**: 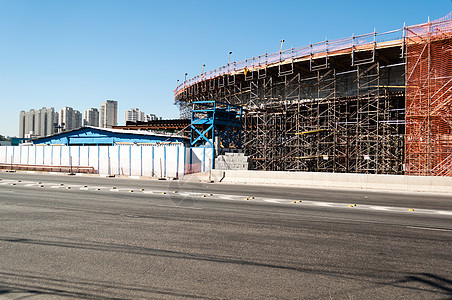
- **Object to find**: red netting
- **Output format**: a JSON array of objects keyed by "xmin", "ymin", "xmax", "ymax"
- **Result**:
[{"xmin": 405, "ymin": 18, "xmax": 452, "ymax": 176}]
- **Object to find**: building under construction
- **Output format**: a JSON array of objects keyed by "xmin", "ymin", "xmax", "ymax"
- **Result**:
[{"xmin": 174, "ymin": 15, "xmax": 452, "ymax": 176}]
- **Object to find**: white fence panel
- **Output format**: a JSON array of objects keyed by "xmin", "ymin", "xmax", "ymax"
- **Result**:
[
  {"xmin": 4, "ymin": 146, "xmax": 12, "ymax": 164},
  {"xmin": 190, "ymin": 147, "xmax": 212, "ymax": 172},
  {"xmin": 80, "ymin": 146, "xmax": 89, "ymax": 166},
  {"xmin": 35, "ymin": 147, "xmax": 45, "ymax": 165},
  {"xmin": 1, "ymin": 147, "xmax": 8, "ymax": 163},
  {"xmin": 106, "ymin": 146, "xmax": 117, "ymax": 175},
  {"xmin": 204, "ymin": 148, "xmax": 213, "ymax": 171},
  {"xmin": 142, "ymin": 147, "xmax": 154, "ymax": 176},
  {"xmin": 88, "ymin": 146, "xmax": 99, "ymax": 171},
  {"xmin": 119, "ymin": 146, "xmax": 130, "ymax": 176},
  {"xmin": 69, "ymin": 146, "xmax": 80, "ymax": 166},
  {"xmin": 130, "ymin": 146, "xmax": 142, "ymax": 176},
  {"xmin": 13, "ymin": 146, "xmax": 21, "ymax": 164},
  {"xmin": 54, "ymin": 146, "xmax": 62, "ymax": 165},
  {"xmin": 43, "ymin": 146, "xmax": 52, "ymax": 165},
  {"xmin": 98, "ymin": 146, "xmax": 109, "ymax": 175},
  {"xmin": 165, "ymin": 146, "xmax": 174, "ymax": 178},
  {"xmin": 60, "ymin": 147, "xmax": 69, "ymax": 166},
  {"xmin": 154, "ymin": 146, "xmax": 166, "ymax": 178},
  {"xmin": 30, "ymin": 146, "xmax": 37, "ymax": 165},
  {"xmin": 19, "ymin": 147, "xmax": 24, "ymax": 164},
  {"xmin": 178, "ymin": 146, "xmax": 185, "ymax": 176},
  {"xmin": 0, "ymin": 145, "xmax": 209, "ymax": 177}
]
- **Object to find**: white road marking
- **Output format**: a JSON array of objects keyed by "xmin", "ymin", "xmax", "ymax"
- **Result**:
[
  {"xmin": 436, "ymin": 211, "xmax": 452, "ymax": 216},
  {"xmin": 313, "ymin": 202, "xmax": 334, "ymax": 207},
  {"xmin": 369, "ymin": 206, "xmax": 390, "ymax": 211},
  {"xmin": 264, "ymin": 199, "xmax": 284, "ymax": 203},
  {"xmin": 2, "ymin": 178, "xmax": 451, "ymax": 217},
  {"xmin": 406, "ymin": 226, "xmax": 452, "ymax": 232},
  {"xmin": 218, "ymin": 195, "xmax": 234, "ymax": 200}
]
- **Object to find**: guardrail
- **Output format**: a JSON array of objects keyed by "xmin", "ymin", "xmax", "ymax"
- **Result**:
[
  {"xmin": 174, "ymin": 16, "xmax": 452, "ymax": 97},
  {"xmin": 174, "ymin": 28, "xmax": 404, "ymax": 96}
]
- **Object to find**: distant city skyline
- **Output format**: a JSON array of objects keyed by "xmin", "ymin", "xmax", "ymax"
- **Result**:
[
  {"xmin": 18, "ymin": 99, "xmax": 119, "ymax": 138},
  {"xmin": 125, "ymin": 108, "xmax": 162, "ymax": 123},
  {"xmin": 19, "ymin": 107, "xmax": 57, "ymax": 138},
  {"xmin": 125, "ymin": 108, "xmax": 145, "ymax": 123}
]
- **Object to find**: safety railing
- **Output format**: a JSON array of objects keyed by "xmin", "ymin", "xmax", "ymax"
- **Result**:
[
  {"xmin": 175, "ymin": 28, "xmax": 405, "ymax": 96},
  {"xmin": 174, "ymin": 16, "xmax": 452, "ymax": 97}
]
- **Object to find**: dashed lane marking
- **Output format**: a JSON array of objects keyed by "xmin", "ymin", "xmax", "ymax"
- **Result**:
[
  {"xmin": 264, "ymin": 199, "xmax": 284, "ymax": 203},
  {"xmin": 312, "ymin": 202, "xmax": 334, "ymax": 207},
  {"xmin": 369, "ymin": 206, "xmax": 390, "ymax": 211},
  {"xmin": 436, "ymin": 211, "xmax": 452, "ymax": 216},
  {"xmin": 218, "ymin": 195, "xmax": 235, "ymax": 200},
  {"xmin": 2, "ymin": 178, "xmax": 452, "ymax": 216},
  {"xmin": 406, "ymin": 226, "xmax": 452, "ymax": 232}
]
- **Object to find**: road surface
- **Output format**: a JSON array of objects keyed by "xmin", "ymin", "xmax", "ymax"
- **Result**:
[{"xmin": 0, "ymin": 172, "xmax": 451, "ymax": 299}]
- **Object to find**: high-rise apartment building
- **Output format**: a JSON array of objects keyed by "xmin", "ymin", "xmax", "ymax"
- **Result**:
[
  {"xmin": 59, "ymin": 107, "xmax": 74, "ymax": 131},
  {"xmin": 99, "ymin": 100, "xmax": 118, "ymax": 128},
  {"xmin": 83, "ymin": 108, "xmax": 99, "ymax": 127},
  {"xmin": 40, "ymin": 107, "xmax": 56, "ymax": 137},
  {"xmin": 19, "ymin": 107, "xmax": 57, "ymax": 138},
  {"xmin": 59, "ymin": 107, "xmax": 82, "ymax": 131},
  {"xmin": 144, "ymin": 113, "xmax": 162, "ymax": 121},
  {"xmin": 125, "ymin": 108, "xmax": 144, "ymax": 122},
  {"xmin": 74, "ymin": 110, "xmax": 82, "ymax": 129},
  {"xmin": 19, "ymin": 111, "xmax": 26, "ymax": 138}
]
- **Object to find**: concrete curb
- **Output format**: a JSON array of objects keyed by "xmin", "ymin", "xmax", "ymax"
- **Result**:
[
  {"xmin": 183, "ymin": 170, "xmax": 452, "ymax": 195},
  {"xmin": 3, "ymin": 169, "xmax": 452, "ymax": 195}
]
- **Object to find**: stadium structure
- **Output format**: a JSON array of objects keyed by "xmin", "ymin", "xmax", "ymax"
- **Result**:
[{"xmin": 174, "ymin": 14, "xmax": 452, "ymax": 176}]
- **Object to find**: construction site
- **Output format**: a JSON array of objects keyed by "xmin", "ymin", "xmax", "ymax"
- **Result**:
[{"xmin": 174, "ymin": 14, "xmax": 452, "ymax": 176}]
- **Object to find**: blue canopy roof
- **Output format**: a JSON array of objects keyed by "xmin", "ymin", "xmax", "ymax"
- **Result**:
[{"xmin": 31, "ymin": 126, "xmax": 188, "ymax": 146}]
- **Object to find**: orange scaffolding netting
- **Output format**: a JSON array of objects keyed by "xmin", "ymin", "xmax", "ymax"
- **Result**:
[{"xmin": 405, "ymin": 16, "xmax": 452, "ymax": 176}]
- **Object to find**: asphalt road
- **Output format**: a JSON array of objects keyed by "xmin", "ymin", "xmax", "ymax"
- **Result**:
[{"xmin": 0, "ymin": 172, "xmax": 451, "ymax": 299}]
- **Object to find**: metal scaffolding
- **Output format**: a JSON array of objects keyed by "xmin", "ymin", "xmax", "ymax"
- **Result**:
[
  {"xmin": 405, "ymin": 17, "xmax": 452, "ymax": 176},
  {"xmin": 175, "ymin": 16, "xmax": 452, "ymax": 176}
]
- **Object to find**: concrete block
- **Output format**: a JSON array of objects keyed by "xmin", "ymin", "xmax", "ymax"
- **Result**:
[{"xmin": 206, "ymin": 169, "xmax": 452, "ymax": 194}]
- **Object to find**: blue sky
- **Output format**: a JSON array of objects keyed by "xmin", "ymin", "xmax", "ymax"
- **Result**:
[{"xmin": 0, "ymin": 0, "xmax": 450, "ymax": 137}]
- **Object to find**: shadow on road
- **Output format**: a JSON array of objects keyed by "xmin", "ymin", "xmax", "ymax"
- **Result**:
[
  {"xmin": 1, "ymin": 236, "xmax": 452, "ymax": 298},
  {"xmin": 0, "ymin": 270, "xmax": 213, "ymax": 299}
]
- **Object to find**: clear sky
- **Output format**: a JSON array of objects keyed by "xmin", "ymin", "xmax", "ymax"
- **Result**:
[{"xmin": 0, "ymin": 0, "xmax": 450, "ymax": 137}]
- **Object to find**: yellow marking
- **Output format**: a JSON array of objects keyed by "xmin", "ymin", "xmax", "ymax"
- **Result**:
[{"xmin": 295, "ymin": 129, "xmax": 326, "ymax": 135}]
